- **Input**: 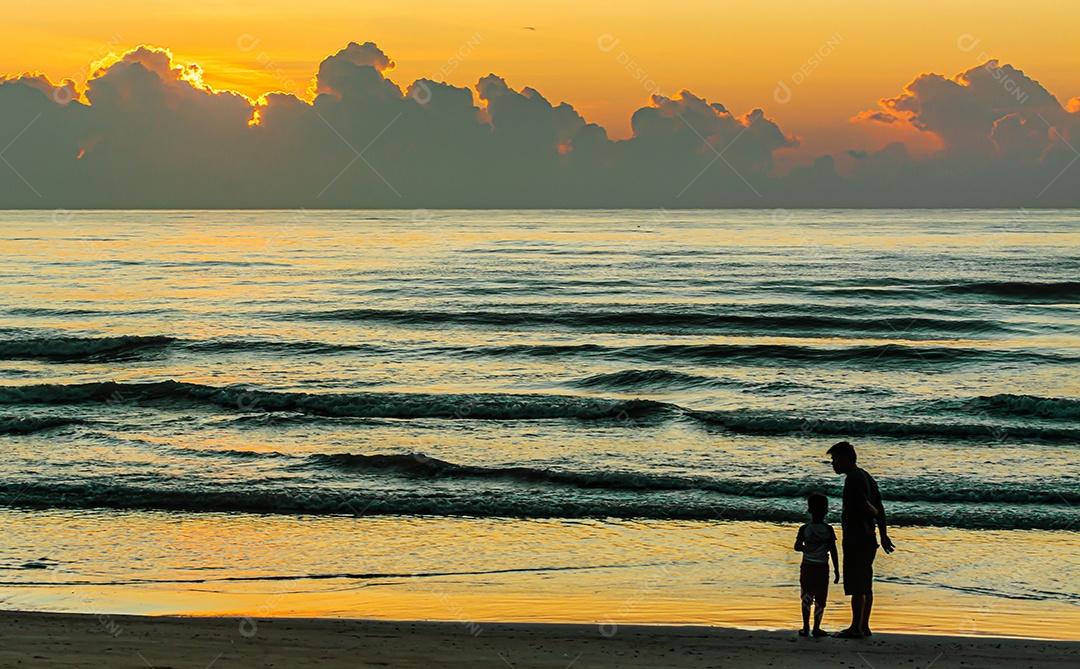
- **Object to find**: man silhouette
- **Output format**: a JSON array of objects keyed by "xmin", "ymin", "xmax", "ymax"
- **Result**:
[{"xmin": 828, "ymin": 441, "xmax": 895, "ymax": 638}]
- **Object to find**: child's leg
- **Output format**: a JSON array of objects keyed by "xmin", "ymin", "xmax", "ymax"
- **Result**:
[
  {"xmin": 813, "ymin": 568, "xmax": 830, "ymax": 632},
  {"xmin": 813, "ymin": 594, "xmax": 827, "ymax": 631},
  {"xmin": 801, "ymin": 589, "xmax": 812, "ymax": 631}
]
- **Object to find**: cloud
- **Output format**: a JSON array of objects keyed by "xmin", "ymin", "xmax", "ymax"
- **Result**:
[
  {"xmin": 0, "ymin": 73, "xmax": 76, "ymax": 106},
  {"xmin": 630, "ymin": 91, "xmax": 796, "ymax": 169},
  {"xmin": 850, "ymin": 110, "xmax": 897, "ymax": 125},
  {"xmin": 0, "ymin": 44, "xmax": 1078, "ymax": 208},
  {"xmin": 862, "ymin": 60, "xmax": 1065, "ymax": 154},
  {"xmin": 314, "ymin": 41, "xmax": 401, "ymax": 102},
  {"xmin": 846, "ymin": 59, "xmax": 1080, "ymax": 205}
]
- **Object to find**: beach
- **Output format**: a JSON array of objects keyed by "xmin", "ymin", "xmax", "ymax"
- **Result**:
[{"xmin": 2, "ymin": 612, "xmax": 1077, "ymax": 668}]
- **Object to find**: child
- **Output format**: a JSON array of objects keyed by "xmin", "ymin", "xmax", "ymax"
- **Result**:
[{"xmin": 794, "ymin": 492, "xmax": 839, "ymax": 637}]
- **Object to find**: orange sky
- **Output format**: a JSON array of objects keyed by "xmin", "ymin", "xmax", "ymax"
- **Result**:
[{"xmin": 4, "ymin": 0, "xmax": 1078, "ymax": 164}]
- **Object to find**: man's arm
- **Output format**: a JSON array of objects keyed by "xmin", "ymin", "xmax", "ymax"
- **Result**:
[
  {"xmin": 829, "ymin": 530, "xmax": 840, "ymax": 583},
  {"xmin": 864, "ymin": 499, "xmax": 879, "ymax": 517},
  {"xmin": 849, "ymin": 470, "xmax": 876, "ymax": 518},
  {"xmin": 874, "ymin": 485, "xmax": 895, "ymax": 553},
  {"xmin": 794, "ymin": 526, "xmax": 805, "ymax": 552}
]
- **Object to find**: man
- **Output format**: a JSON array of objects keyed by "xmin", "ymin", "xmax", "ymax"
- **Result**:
[{"xmin": 828, "ymin": 440, "xmax": 895, "ymax": 638}]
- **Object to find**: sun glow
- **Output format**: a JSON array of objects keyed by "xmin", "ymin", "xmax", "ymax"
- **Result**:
[{"xmin": 177, "ymin": 62, "xmax": 206, "ymax": 89}]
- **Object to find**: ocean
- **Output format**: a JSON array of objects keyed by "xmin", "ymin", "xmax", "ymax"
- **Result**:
[{"xmin": 0, "ymin": 209, "xmax": 1077, "ymax": 637}]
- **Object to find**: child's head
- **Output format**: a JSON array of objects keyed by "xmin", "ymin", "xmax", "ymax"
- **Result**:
[{"xmin": 807, "ymin": 493, "xmax": 828, "ymax": 522}]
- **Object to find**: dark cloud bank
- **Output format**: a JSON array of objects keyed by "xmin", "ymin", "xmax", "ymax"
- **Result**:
[{"xmin": 1, "ymin": 42, "xmax": 1078, "ymax": 208}]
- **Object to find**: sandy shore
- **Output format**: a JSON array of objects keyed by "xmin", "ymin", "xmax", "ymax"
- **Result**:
[{"xmin": 1, "ymin": 611, "xmax": 1077, "ymax": 668}]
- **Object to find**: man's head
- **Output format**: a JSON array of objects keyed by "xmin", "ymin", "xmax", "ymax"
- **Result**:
[
  {"xmin": 807, "ymin": 492, "xmax": 828, "ymax": 522},
  {"xmin": 827, "ymin": 440, "xmax": 857, "ymax": 474}
]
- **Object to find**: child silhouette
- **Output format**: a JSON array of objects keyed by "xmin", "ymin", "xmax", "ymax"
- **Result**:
[{"xmin": 794, "ymin": 492, "xmax": 840, "ymax": 637}]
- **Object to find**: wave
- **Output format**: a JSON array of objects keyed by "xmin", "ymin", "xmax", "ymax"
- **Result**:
[
  {"xmin": 1, "ymin": 563, "xmax": 625, "ymax": 587},
  {"xmin": 0, "ymin": 333, "xmax": 388, "ymax": 363},
  {"xmin": 944, "ymin": 280, "xmax": 1080, "ymax": 301},
  {"xmin": 879, "ymin": 576, "xmax": 1080, "ymax": 604},
  {"xmin": 1, "ymin": 332, "xmax": 1072, "ymax": 371},
  {"xmin": 187, "ymin": 339, "xmax": 390, "ymax": 356},
  {"xmin": 2, "ymin": 381, "xmax": 1076, "ymax": 441},
  {"xmin": 459, "ymin": 342, "xmax": 1076, "ymax": 367},
  {"xmin": 567, "ymin": 368, "xmax": 736, "ymax": 391},
  {"xmin": 566, "ymin": 369, "xmax": 825, "ymax": 395},
  {"xmin": 796, "ymin": 278, "xmax": 1080, "ymax": 302},
  {"xmin": 297, "ymin": 452, "xmax": 1080, "ymax": 505},
  {"xmin": 0, "ymin": 415, "xmax": 85, "ymax": 435},
  {"xmin": 0, "ymin": 479, "xmax": 1073, "ymax": 531},
  {"xmin": 686, "ymin": 409, "xmax": 1080, "ymax": 442},
  {"xmin": 957, "ymin": 394, "xmax": 1080, "ymax": 420},
  {"xmin": 0, "ymin": 335, "xmax": 174, "ymax": 362},
  {"xmin": 284, "ymin": 307, "xmax": 1009, "ymax": 336},
  {"xmin": 6, "ymin": 307, "xmax": 113, "ymax": 317},
  {"xmin": 306, "ymin": 452, "xmax": 695, "ymax": 491},
  {"xmin": 136, "ymin": 338, "xmax": 1080, "ymax": 368},
  {"xmin": 0, "ymin": 381, "xmax": 670, "ymax": 421}
]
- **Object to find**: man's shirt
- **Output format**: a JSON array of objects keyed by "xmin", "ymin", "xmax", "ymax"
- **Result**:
[{"xmin": 842, "ymin": 466, "xmax": 882, "ymax": 545}]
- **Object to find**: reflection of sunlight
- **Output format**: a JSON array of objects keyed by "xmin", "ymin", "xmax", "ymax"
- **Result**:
[{"xmin": 1, "ymin": 510, "xmax": 1076, "ymax": 638}]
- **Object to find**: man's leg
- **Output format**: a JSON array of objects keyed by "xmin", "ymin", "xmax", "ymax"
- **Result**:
[
  {"xmin": 849, "ymin": 594, "xmax": 866, "ymax": 635},
  {"xmin": 837, "ymin": 543, "xmax": 868, "ymax": 637},
  {"xmin": 861, "ymin": 546, "xmax": 877, "ymax": 634},
  {"xmin": 862, "ymin": 593, "xmax": 874, "ymax": 635}
]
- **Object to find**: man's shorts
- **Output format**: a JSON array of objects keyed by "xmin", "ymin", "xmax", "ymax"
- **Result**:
[
  {"xmin": 842, "ymin": 541, "xmax": 877, "ymax": 596},
  {"xmin": 800, "ymin": 561, "xmax": 830, "ymax": 605}
]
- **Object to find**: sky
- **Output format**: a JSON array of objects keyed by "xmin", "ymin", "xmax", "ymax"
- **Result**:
[{"xmin": 1, "ymin": 0, "xmax": 1078, "ymax": 207}]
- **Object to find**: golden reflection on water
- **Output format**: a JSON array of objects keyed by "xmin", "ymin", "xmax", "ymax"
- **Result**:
[{"xmin": 1, "ymin": 510, "xmax": 1077, "ymax": 640}]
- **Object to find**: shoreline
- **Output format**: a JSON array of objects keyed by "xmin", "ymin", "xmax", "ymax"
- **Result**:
[
  {"xmin": 2, "ymin": 509, "xmax": 1077, "ymax": 643},
  {"xmin": 2, "ymin": 611, "xmax": 1077, "ymax": 668}
]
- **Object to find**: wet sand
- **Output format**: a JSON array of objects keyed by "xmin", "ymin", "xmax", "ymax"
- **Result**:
[{"xmin": 1, "ymin": 611, "xmax": 1077, "ymax": 668}]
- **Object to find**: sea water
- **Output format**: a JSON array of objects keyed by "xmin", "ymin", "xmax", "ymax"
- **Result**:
[{"xmin": 0, "ymin": 209, "xmax": 1077, "ymax": 637}]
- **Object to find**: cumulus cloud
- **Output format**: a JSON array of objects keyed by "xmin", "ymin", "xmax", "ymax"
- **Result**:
[
  {"xmin": 315, "ymin": 41, "xmax": 401, "ymax": 102},
  {"xmin": 865, "ymin": 60, "xmax": 1064, "ymax": 154},
  {"xmin": 0, "ymin": 43, "xmax": 1077, "ymax": 207},
  {"xmin": 846, "ymin": 59, "xmax": 1080, "ymax": 205}
]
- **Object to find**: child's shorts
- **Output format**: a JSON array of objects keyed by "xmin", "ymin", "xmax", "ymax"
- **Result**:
[{"xmin": 800, "ymin": 561, "xmax": 830, "ymax": 604}]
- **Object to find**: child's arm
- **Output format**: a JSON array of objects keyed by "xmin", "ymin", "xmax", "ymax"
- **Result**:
[{"xmin": 794, "ymin": 526, "xmax": 805, "ymax": 552}]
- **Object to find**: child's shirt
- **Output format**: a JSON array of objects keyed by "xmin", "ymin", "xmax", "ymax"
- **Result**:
[{"xmin": 798, "ymin": 521, "xmax": 836, "ymax": 564}]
